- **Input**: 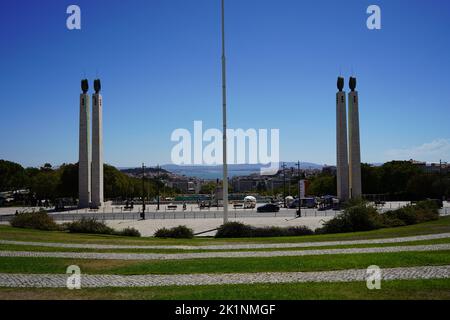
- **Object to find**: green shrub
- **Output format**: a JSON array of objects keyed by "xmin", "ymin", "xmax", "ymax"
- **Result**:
[
  {"xmin": 284, "ymin": 226, "xmax": 315, "ymax": 236},
  {"xmin": 251, "ymin": 226, "xmax": 284, "ymax": 237},
  {"xmin": 342, "ymin": 197, "xmax": 368, "ymax": 209},
  {"xmin": 215, "ymin": 222, "xmax": 254, "ymax": 238},
  {"xmin": 381, "ymin": 216, "xmax": 407, "ymax": 228},
  {"xmin": 317, "ymin": 203, "xmax": 383, "ymax": 234},
  {"xmin": 416, "ymin": 199, "xmax": 441, "ymax": 210},
  {"xmin": 383, "ymin": 206, "xmax": 418, "ymax": 225},
  {"xmin": 154, "ymin": 225, "xmax": 194, "ymax": 239},
  {"xmin": 251, "ymin": 226, "xmax": 314, "ymax": 237},
  {"xmin": 114, "ymin": 227, "xmax": 141, "ymax": 237},
  {"xmin": 10, "ymin": 211, "xmax": 59, "ymax": 231},
  {"xmin": 63, "ymin": 218, "xmax": 114, "ymax": 235},
  {"xmin": 382, "ymin": 200, "xmax": 439, "ymax": 226},
  {"xmin": 215, "ymin": 222, "xmax": 314, "ymax": 238},
  {"xmin": 414, "ymin": 207, "xmax": 439, "ymax": 223}
]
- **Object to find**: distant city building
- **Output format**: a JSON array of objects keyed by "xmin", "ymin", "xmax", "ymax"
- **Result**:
[
  {"xmin": 231, "ymin": 178, "xmax": 258, "ymax": 193},
  {"xmin": 408, "ymin": 159, "xmax": 448, "ymax": 174},
  {"xmin": 322, "ymin": 165, "xmax": 337, "ymax": 176},
  {"xmin": 167, "ymin": 178, "xmax": 202, "ymax": 194}
]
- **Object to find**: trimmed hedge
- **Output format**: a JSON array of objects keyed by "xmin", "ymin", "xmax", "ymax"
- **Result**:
[
  {"xmin": 154, "ymin": 225, "xmax": 194, "ymax": 239},
  {"xmin": 10, "ymin": 211, "xmax": 59, "ymax": 231},
  {"xmin": 316, "ymin": 203, "xmax": 382, "ymax": 234},
  {"xmin": 382, "ymin": 200, "xmax": 439, "ymax": 227},
  {"xmin": 317, "ymin": 199, "xmax": 440, "ymax": 234},
  {"xmin": 63, "ymin": 218, "xmax": 114, "ymax": 235},
  {"xmin": 63, "ymin": 218, "xmax": 141, "ymax": 237},
  {"xmin": 117, "ymin": 227, "xmax": 141, "ymax": 237},
  {"xmin": 215, "ymin": 222, "xmax": 314, "ymax": 238}
]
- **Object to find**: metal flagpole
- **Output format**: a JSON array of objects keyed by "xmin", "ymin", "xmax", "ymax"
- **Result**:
[{"xmin": 221, "ymin": 0, "xmax": 228, "ymax": 223}]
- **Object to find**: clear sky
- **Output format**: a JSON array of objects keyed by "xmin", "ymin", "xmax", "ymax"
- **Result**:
[{"xmin": 1, "ymin": 0, "xmax": 450, "ymax": 168}]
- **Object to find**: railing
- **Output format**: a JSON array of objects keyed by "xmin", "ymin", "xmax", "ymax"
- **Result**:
[
  {"xmin": 1, "ymin": 206, "xmax": 449, "ymax": 223},
  {"xmin": 0, "ymin": 208, "xmax": 341, "ymax": 222}
]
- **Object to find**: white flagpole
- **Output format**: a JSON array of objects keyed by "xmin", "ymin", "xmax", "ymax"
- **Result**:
[{"xmin": 221, "ymin": 0, "xmax": 228, "ymax": 223}]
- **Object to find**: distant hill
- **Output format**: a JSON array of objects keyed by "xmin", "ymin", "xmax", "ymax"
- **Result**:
[
  {"xmin": 120, "ymin": 167, "xmax": 169, "ymax": 176},
  {"xmin": 161, "ymin": 162, "xmax": 324, "ymax": 180}
]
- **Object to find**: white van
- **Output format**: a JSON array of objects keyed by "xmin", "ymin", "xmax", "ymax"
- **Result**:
[{"xmin": 243, "ymin": 196, "xmax": 257, "ymax": 209}]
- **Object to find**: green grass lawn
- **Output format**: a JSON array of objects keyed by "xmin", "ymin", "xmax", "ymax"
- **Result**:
[
  {"xmin": 1, "ymin": 217, "xmax": 450, "ymax": 300},
  {"xmin": 0, "ymin": 216, "xmax": 449, "ymax": 246},
  {"xmin": 1, "ymin": 278, "xmax": 449, "ymax": 300},
  {"xmin": 1, "ymin": 237, "xmax": 450, "ymax": 254},
  {"xmin": 1, "ymin": 250, "xmax": 450, "ymax": 275}
]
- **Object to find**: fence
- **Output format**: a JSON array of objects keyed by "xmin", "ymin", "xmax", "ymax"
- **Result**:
[
  {"xmin": 0, "ymin": 208, "xmax": 341, "ymax": 223},
  {"xmin": 1, "ymin": 206, "xmax": 449, "ymax": 223}
]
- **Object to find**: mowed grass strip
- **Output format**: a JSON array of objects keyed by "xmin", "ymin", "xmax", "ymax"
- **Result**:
[
  {"xmin": 1, "ymin": 278, "xmax": 450, "ymax": 300},
  {"xmin": 0, "ymin": 250, "xmax": 450, "ymax": 275},
  {"xmin": 0, "ymin": 216, "xmax": 449, "ymax": 246},
  {"xmin": 2, "ymin": 237, "xmax": 450, "ymax": 254}
]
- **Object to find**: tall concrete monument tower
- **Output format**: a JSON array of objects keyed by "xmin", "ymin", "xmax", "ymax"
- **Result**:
[
  {"xmin": 336, "ymin": 77, "xmax": 349, "ymax": 201},
  {"xmin": 91, "ymin": 79, "xmax": 104, "ymax": 207},
  {"xmin": 348, "ymin": 77, "xmax": 362, "ymax": 198},
  {"xmin": 78, "ymin": 79, "xmax": 91, "ymax": 208}
]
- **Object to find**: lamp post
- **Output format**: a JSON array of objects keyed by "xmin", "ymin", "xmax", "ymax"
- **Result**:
[
  {"xmin": 297, "ymin": 161, "xmax": 302, "ymax": 217},
  {"xmin": 141, "ymin": 163, "xmax": 145, "ymax": 220},
  {"xmin": 157, "ymin": 164, "xmax": 160, "ymax": 211},
  {"xmin": 282, "ymin": 162, "xmax": 287, "ymax": 208},
  {"xmin": 221, "ymin": 0, "xmax": 228, "ymax": 224}
]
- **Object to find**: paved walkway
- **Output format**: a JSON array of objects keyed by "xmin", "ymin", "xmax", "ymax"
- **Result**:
[
  {"xmin": 2, "ymin": 232, "xmax": 450, "ymax": 251},
  {"xmin": 0, "ymin": 265, "xmax": 449, "ymax": 288},
  {"xmin": 1, "ymin": 243, "xmax": 450, "ymax": 261}
]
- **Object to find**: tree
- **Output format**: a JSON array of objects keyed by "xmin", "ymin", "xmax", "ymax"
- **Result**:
[
  {"xmin": 308, "ymin": 174, "xmax": 336, "ymax": 196},
  {"xmin": 31, "ymin": 171, "xmax": 59, "ymax": 200},
  {"xmin": 379, "ymin": 161, "xmax": 421, "ymax": 196},
  {"xmin": 200, "ymin": 182, "xmax": 217, "ymax": 194},
  {"xmin": 58, "ymin": 163, "xmax": 78, "ymax": 198},
  {"xmin": 361, "ymin": 163, "xmax": 381, "ymax": 195},
  {"xmin": 0, "ymin": 160, "xmax": 27, "ymax": 191}
]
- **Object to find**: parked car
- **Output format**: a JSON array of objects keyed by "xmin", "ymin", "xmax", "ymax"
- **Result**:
[{"xmin": 257, "ymin": 203, "xmax": 280, "ymax": 213}]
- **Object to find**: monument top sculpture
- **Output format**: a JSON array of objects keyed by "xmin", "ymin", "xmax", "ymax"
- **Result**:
[
  {"xmin": 349, "ymin": 77, "xmax": 357, "ymax": 91},
  {"xmin": 94, "ymin": 79, "xmax": 101, "ymax": 94},
  {"xmin": 337, "ymin": 77, "xmax": 344, "ymax": 91},
  {"xmin": 81, "ymin": 79, "xmax": 89, "ymax": 94}
]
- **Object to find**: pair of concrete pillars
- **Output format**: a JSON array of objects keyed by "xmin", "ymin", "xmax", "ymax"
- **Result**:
[
  {"xmin": 336, "ymin": 76, "xmax": 362, "ymax": 201},
  {"xmin": 79, "ymin": 79, "xmax": 103, "ymax": 208}
]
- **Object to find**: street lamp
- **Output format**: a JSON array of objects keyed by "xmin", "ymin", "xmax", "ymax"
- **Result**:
[
  {"xmin": 141, "ymin": 163, "xmax": 146, "ymax": 220},
  {"xmin": 282, "ymin": 162, "xmax": 287, "ymax": 208},
  {"xmin": 221, "ymin": 0, "xmax": 228, "ymax": 224},
  {"xmin": 157, "ymin": 164, "xmax": 160, "ymax": 211},
  {"xmin": 297, "ymin": 161, "xmax": 302, "ymax": 217}
]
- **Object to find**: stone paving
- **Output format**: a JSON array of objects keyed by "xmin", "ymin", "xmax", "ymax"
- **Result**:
[
  {"xmin": 0, "ymin": 265, "xmax": 449, "ymax": 288},
  {"xmin": 1, "ymin": 243, "xmax": 450, "ymax": 261},
  {"xmin": 1, "ymin": 232, "xmax": 450, "ymax": 251}
]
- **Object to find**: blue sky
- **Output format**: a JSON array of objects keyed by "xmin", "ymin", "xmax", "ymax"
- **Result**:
[{"xmin": 1, "ymin": 0, "xmax": 450, "ymax": 168}]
